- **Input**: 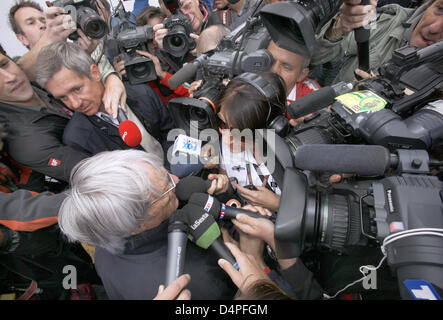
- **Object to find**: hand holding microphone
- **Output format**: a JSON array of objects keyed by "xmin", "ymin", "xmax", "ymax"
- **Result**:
[
  {"xmin": 188, "ymin": 193, "xmax": 273, "ymax": 221},
  {"xmin": 218, "ymin": 241, "xmax": 270, "ymax": 294}
]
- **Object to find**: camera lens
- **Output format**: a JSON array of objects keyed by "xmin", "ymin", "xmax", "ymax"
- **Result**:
[
  {"xmin": 304, "ymin": 191, "xmax": 364, "ymax": 251},
  {"xmin": 77, "ymin": 7, "xmax": 108, "ymax": 39},
  {"xmin": 170, "ymin": 35, "xmax": 184, "ymax": 48},
  {"xmin": 129, "ymin": 62, "xmax": 149, "ymax": 79}
]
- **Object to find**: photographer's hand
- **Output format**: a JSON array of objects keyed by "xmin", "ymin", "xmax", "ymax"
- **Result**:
[
  {"xmin": 43, "ymin": 6, "xmax": 77, "ymax": 43},
  {"xmin": 102, "ymin": 74, "xmax": 127, "ymax": 118},
  {"xmin": 326, "ymin": 0, "xmax": 377, "ymax": 40},
  {"xmin": 77, "ymin": 29, "xmax": 99, "ymax": 55},
  {"xmin": 189, "ymin": 33, "xmax": 199, "ymax": 56},
  {"xmin": 232, "ymin": 212, "xmax": 275, "ymax": 251},
  {"xmin": 136, "ymin": 50, "xmax": 166, "ymax": 80},
  {"xmin": 188, "ymin": 80, "xmax": 202, "ymax": 98},
  {"xmin": 206, "ymin": 173, "xmax": 231, "ymax": 195},
  {"xmin": 17, "ymin": 6, "xmax": 76, "ymax": 81},
  {"xmin": 236, "ymin": 184, "xmax": 280, "ymax": 212},
  {"xmin": 113, "ymin": 56, "xmax": 126, "ymax": 77},
  {"xmin": 153, "ymin": 23, "xmax": 168, "ymax": 51}
]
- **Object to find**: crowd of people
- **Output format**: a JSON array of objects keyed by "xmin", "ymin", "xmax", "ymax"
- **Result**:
[{"xmin": 0, "ymin": 0, "xmax": 441, "ymax": 300}]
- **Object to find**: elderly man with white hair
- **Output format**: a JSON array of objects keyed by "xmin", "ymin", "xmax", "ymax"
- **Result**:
[{"xmin": 58, "ymin": 149, "xmax": 236, "ymax": 300}]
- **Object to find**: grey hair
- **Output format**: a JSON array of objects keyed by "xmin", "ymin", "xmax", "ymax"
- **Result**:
[
  {"xmin": 34, "ymin": 41, "xmax": 94, "ymax": 88},
  {"xmin": 58, "ymin": 150, "xmax": 165, "ymax": 255}
]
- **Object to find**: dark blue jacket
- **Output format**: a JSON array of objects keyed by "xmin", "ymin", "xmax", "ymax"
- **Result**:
[{"xmin": 62, "ymin": 82, "xmax": 174, "ymax": 162}]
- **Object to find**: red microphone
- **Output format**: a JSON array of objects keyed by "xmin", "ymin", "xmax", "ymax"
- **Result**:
[{"xmin": 117, "ymin": 108, "xmax": 142, "ymax": 147}]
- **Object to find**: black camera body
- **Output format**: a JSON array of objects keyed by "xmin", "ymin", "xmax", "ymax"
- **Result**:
[
  {"xmin": 163, "ymin": 12, "xmax": 196, "ymax": 58},
  {"xmin": 281, "ymin": 41, "xmax": 443, "ymax": 154},
  {"xmin": 259, "ymin": 0, "xmax": 341, "ymax": 58},
  {"xmin": 51, "ymin": 0, "xmax": 109, "ymax": 41},
  {"xmin": 168, "ymin": 16, "xmax": 272, "ymax": 134},
  {"xmin": 275, "ymin": 151, "xmax": 443, "ymax": 300},
  {"xmin": 107, "ymin": 4, "xmax": 156, "ymax": 85}
]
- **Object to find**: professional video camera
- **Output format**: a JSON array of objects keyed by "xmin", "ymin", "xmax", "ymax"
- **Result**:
[
  {"xmin": 273, "ymin": 143, "xmax": 443, "ymax": 300},
  {"xmin": 106, "ymin": 1, "xmax": 156, "ymax": 84},
  {"xmin": 259, "ymin": 0, "xmax": 342, "ymax": 59},
  {"xmin": 162, "ymin": 0, "xmax": 196, "ymax": 58},
  {"xmin": 51, "ymin": 0, "xmax": 109, "ymax": 41},
  {"xmin": 168, "ymin": 15, "xmax": 273, "ymax": 134},
  {"xmin": 274, "ymin": 41, "xmax": 443, "ymax": 155}
]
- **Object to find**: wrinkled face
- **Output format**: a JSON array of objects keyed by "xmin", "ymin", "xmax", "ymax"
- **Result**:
[
  {"xmin": 140, "ymin": 163, "xmax": 180, "ymax": 230},
  {"xmin": 267, "ymin": 41, "xmax": 307, "ymax": 96},
  {"xmin": 180, "ymin": 0, "xmax": 204, "ymax": 33},
  {"xmin": 14, "ymin": 7, "xmax": 46, "ymax": 49},
  {"xmin": 45, "ymin": 65, "xmax": 104, "ymax": 116},
  {"xmin": 0, "ymin": 54, "xmax": 34, "ymax": 105},
  {"xmin": 409, "ymin": 0, "xmax": 443, "ymax": 49}
]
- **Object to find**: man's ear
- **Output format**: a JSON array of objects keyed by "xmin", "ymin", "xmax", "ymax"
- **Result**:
[
  {"xmin": 296, "ymin": 67, "xmax": 309, "ymax": 82},
  {"xmin": 16, "ymin": 33, "xmax": 30, "ymax": 48},
  {"xmin": 89, "ymin": 64, "xmax": 101, "ymax": 82}
]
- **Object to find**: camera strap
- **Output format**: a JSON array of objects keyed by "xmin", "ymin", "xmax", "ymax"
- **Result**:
[
  {"xmin": 246, "ymin": 162, "xmax": 273, "ymax": 192},
  {"xmin": 155, "ymin": 49, "xmax": 180, "ymax": 73}
]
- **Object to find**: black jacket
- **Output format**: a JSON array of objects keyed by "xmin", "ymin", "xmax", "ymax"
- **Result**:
[
  {"xmin": 94, "ymin": 220, "xmax": 237, "ymax": 300},
  {"xmin": 0, "ymin": 86, "xmax": 89, "ymax": 183}
]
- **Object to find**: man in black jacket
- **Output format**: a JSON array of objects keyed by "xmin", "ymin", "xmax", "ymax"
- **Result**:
[
  {"xmin": 0, "ymin": 46, "xmax": 89, "ymax": 183},
  {"xmin": 58, "ymin": 149, "xmax": 236, "ymax": 300},
  {"xmin": 34, "ymin": 42, "xmax": 174, "ymax": 164}
]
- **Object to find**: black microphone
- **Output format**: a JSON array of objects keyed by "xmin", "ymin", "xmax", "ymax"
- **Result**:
[
  {"xmin": 188, "ymin": 192, "xmax": 272, "ymax": 221},
  {"xmin": 294, "ymin": 144, "xmax": 393, "ymax": 176},
  {"xmin": 355, "ymin": 0, "xmax": 371, "ymax": 72},
  {"xmin": 165, "ymin": 209, "xmax": 189, "ymax": 286},
  {"xmin": 181, "ymin": 203, "xmax": 238, "ymax": 269},
  {"xmin": 175, "ymin": 176, "xmax": 211, "ymax": 202},
  {"xmin": 287, "ymin": 81, "xmax": 354, "ymax": 120}
]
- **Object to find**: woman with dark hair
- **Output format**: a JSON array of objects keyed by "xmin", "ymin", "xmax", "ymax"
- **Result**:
[{"xmin": 216, "ymin": 71, "xmax": 287, "ymax": 211}]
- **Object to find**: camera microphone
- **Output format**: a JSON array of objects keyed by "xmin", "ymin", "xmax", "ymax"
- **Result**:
[
  {"xmin": 295, "ymin": 144, "xmax": 433, "ymax": 176},
  {"xmin": 168, "ymin": 56, "xmax": 205, "ymax": 89},
  {"xmin": 117, "ymin": 107, "xmax": 142, "ymax": 147},
  {"xmin": 287, "ymin": 81, "xmax": 353, "ymax": 120}
]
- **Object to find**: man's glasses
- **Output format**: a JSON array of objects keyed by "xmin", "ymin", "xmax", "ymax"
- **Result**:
[{"xmin": 150, "ymin": 172, "xmax": 176, "ymax": 205}]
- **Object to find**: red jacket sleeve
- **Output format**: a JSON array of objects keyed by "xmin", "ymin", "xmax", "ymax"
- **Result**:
[{"xmin": 160, "ymin": 72, "xmax": 190, "ymax": 98}]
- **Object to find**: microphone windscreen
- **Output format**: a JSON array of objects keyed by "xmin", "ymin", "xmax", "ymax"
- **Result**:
[
  {"xmin": 170, "ymin": 153, "xmax": 204, "ymax": 178},
  {"xmin": 287, "ymin": 86, "xmax": 336, "ymax": 119},
  {"xmin": 119, "ymin": 120, "xmax": 142, "ymax": 147},
  {"xmin": 294, "ymin": 144, "xmax": 391, "ymax": 176},
  {"xmin": 175, "ymin": 176, "xmax": 211, "ymax": 201},
  {"xmin": 168, "ymin": 63, "xmax": 199, "ymax": 90},
  {"xmin": 182, "ymin": 203, "xmax": 220, "ymax": 249},
  {"xmin": 188, "ymin": 193, "xmax": 221, "ymax": 219}
]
